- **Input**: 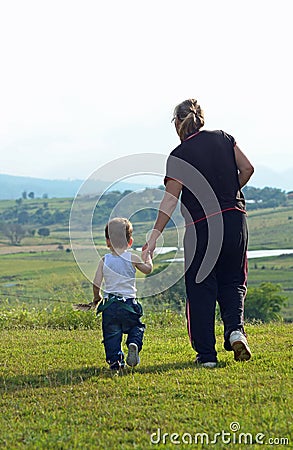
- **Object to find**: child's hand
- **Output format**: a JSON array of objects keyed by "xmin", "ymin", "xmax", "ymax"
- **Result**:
[
  {"xmin": 142, "ymin": 241, "xmax": 155, "ymax": 262},
  {"xmin": 141, "ymin": 245, "xmax": 150, "ymax": 263},
  {"xmin": 93, "ymin": 296, "xmax": 102, "ymax": 306}
]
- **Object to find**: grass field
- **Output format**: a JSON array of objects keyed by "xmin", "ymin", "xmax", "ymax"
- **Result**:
[
  {"xmin": 0, "ymin": 316, "xmax": 292, "ymax": 449},
  {"xmin": 1, "ymin": 250, "xmax": 293, "ymax": 320},
  {"xmin": 248, "ymin": 254, "xmax": 293, "ymax": 320},
  {"xmin": 247, "ymin": 205, "xmax": 293, "ymax": 250},
  {"xmin": 0, "ymin": 200, "xmax": 293, "ymax": 448},
  {"xmin": 0, "ymin": 251, "xmax": 87, "ymax": 309}
]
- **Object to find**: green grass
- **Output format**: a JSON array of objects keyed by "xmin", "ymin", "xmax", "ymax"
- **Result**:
[
  {"xmin": 0, "ymin": 316, "xmax": 292, "ymax": 449},
  {"xmin": 247, "ymin": 205, "xmax": 293, "ymax": 249},
  {"xmin": 0, "ymin": 197, "xmax": 74, "ymax": 215},
  {"xmin": 0, "ymin": 251, "xmax": 88, "ymax": 309},
  {"xmin": 1, "ymin": 251, "xmax": 293, "ymax": 320},
  {"xmin": 0, "ymin": 200, "xmax": 293, "ymax": 448},
  {"xmin": 248, "ymin": 254, "xmax": 293, "ymax": 320}
]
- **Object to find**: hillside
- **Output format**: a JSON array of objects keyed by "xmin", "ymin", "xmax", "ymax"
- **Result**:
[
  {"xmin": 0, "ymin": 197, "xmax": 293, "ymax": 321},
  {"xmin": 0, "ymin": 189, "xmax": 292, "ymax": 248},
  {"xmin": 0, "ymin": 174, "xmax": 153, "ymax": 200}
]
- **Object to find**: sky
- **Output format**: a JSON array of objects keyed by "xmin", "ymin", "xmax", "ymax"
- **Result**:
[{"xmin": 0, "ymin": 0, "xmax": 292, "ymax": 188}]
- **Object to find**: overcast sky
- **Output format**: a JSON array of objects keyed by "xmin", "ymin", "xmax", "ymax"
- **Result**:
[{"xmin": 0, "ymin": 0, "xmax": 292, "ymax": 186}]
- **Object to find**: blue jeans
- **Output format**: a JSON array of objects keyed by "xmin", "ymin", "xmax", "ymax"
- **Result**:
[{"xmin": 101, "ymin": 298, "xmax": 145, "ymax": 366}]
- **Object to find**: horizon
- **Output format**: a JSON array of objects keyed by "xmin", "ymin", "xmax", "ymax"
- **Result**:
[{"xmin": 1, "ymin": 165, "xmax": 292, "ymax": 194}]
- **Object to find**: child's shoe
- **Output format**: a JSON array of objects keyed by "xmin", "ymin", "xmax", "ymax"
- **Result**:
[
  {"xmin": 195, "ymin": 356, "xmax": 217, "ymax": 368},
  {"xmin": 109, "ymin": 360, "xmax": 125, "ymax": 371},
  {"xmin": 109, "ymin": 351, "xmax": 125, "ymax": 370},
  {"xmin": 126, "ymin": 343, "xmax": 140, "ymax": 367},
  {"xmin": 229, "ymin": 330, "xmax": 251, "ymax": 361}
]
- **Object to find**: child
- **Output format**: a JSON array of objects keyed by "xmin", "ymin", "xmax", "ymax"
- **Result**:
[{"xmin": 92, "ymin": 217, "xmax": 153, "ymax": 370}]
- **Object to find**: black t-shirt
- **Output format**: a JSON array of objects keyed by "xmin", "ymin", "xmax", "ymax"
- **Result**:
[{"xmin": 164, "ymin": 130, "xmax": 246, "ymax": 223}]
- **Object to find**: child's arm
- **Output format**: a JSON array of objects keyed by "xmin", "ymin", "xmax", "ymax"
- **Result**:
[
  {"xmin": 132, "ymin": 252, "xmax": 153, "ymax": 275},
  {"xmin": 93, "ymin": 258, "xmax": 104, "ymax": 305}
]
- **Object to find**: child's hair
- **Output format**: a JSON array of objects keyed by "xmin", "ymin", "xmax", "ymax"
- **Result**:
[
  {"xmin": 105, "ymin": 218, "xmax": 133, "ymax": 249},
  {"xmin": 172, "ymin": 98, "xmax": 204, "ymax": 141}
]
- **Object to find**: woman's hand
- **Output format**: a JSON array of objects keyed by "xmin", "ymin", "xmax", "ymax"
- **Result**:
[{"xmin": 142, "ymin": 240, "xmax": 156, "ymax": 262}]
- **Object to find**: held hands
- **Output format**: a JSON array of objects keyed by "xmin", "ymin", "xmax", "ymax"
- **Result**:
[
  {"xmin": 142, "ymin": 229, "xmax": 161, "ymax": 262},
  {"xmin": 142, "ymin": 240, "xmax": 156, "ymax": 262}
]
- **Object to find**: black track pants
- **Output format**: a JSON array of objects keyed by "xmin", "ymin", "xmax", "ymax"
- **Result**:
[{"xmin": 184, "ymin": 210, "xmax": 248, "ymax": 363}]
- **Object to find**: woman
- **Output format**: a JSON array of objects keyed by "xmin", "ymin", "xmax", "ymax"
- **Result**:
[{"xmin": 143, "ymin": 98, "xmax": 254, "ymax": 367}]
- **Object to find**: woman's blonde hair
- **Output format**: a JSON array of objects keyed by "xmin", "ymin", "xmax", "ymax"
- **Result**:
[
  {"xmin": 173, "ymin": 98, "xmax": 204, "ymax": 141},
  {"xmin": 105, "ymin": 217, "xmax": 133, "ymax": 249}
]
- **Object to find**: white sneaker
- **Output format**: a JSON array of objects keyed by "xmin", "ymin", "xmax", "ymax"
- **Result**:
[
  {"xmin": 200, "ymin": 362, "xmax": 217, "ymax": 368},
  {"xmin": 195, "ymin": 357, "xmax": 217, "ymax": 368},
  {"xmin": 126, "ymin": 343, "xmax": 140, "ymax": 367},
  {"xmin": 229, "ymin": 330, "xmax": 251, "ymax": 361}
]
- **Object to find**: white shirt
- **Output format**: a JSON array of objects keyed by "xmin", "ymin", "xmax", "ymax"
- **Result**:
[{"xmin": 102, "ymin": 251, "xmax": 136, "ymax": 298}]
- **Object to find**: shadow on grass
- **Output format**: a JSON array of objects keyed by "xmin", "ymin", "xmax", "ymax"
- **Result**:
[
  {"xmin": 0, "ymin": 360, "xmax": 227, "ymax": 393},
  {"xmin": 136, "ymin": 360, "xmax": 227, "ymax": 374},
  {"xmin": 0, "ymin": 366, "xmax": 102, "ymax": 393}
]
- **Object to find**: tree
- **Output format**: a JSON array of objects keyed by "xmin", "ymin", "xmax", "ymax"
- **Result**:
[
  {"xmin": 243, "ymin": 186, "xmax": 287, "ymax": 209},
  {"xmin": 0, "ymin": 222, "xmax": 26, "ymax": 245},
  {"xmin": 28, "ymin": 192, "xmax": 35, "ymax": 199},
  {"xmin": 17, "ymin": 210, "xmax": 30, "ymax": 224},
  {"xmin": 38, "ymin": 227, "xmax": 50, "ymax": 237},
  {"xmin": 122, "ymin": 190, "xmax": 133, "ymax": 197},
  {"xmin": 245, "ymin": 282, "xmax": 287, "ymax": 322},
  {"xmin": 22, "ymin": 191, "xmax": 27, "ymax": 199}
]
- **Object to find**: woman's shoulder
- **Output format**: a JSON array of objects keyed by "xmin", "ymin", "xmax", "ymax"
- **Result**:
[
  {"xmin": 200, "ymin": 129, "xmax": 236, "ymax": 145},
  {"xmin": 210, "ymin": 129, "xmax": 235, "ymax": 139},
  {"xmin": 170, "ymin": 142, "xmax": 183, "ymax": 155}
]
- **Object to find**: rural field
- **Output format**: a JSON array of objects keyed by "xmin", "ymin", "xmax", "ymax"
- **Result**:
[
  {"xmin": 1, "ymin": 249, "xmax": 293, "ymax": 320},
  {"xmin": 0, "ymin": 312, "xmax": 293, "ymax": 449},
  {"xmin": 0, "ymin": 198, "xmax": 293, "ymax": 448},
  {"xmin": 0, "ymin": 318, "xmax": 292, "ymax": 449}
]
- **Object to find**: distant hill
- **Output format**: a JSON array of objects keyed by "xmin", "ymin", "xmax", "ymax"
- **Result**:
[
  {"xmin": 1, "ymin": 164, "xmax": 292, "ymax": 200},
  {"xmin": 0, "ymin": 174, "xmax": 152, "ymax": 200}
]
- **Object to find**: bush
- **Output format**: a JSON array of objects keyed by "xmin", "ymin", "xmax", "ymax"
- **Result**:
[
  {"xmin": 0, "ymin": 304, "xmax": 99, "ymax": 330},
  {"xmin": 38, "ymin": 227, "xmax": 50, "ymax": 237},
  {"xmin": 245, "ymin": 282, "xmax": 287, "ymax": 322}
]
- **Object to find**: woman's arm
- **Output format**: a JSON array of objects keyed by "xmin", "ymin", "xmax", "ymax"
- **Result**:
[
  {"xmin": 234, "ymin": 144, "xmax": 254, "ymax": 188},
  {"xmin": 142, "ymin": 179, "xmax": 182, "ymax": 260}
]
